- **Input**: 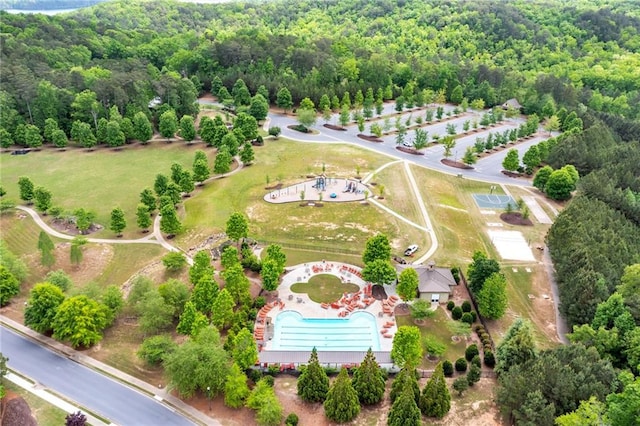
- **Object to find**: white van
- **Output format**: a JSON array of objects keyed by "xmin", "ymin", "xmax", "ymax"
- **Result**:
[{"xmin": 404, "ymin": 244, "xmax": 419, "ymax": 256}]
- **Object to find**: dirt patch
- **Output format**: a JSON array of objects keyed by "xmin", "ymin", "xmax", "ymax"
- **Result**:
[
  {"xmin": 371, "ymin": 285, "xmax": 388, "ymax": 300},
  {"xmin": 396, "ymin": 146, "xmax": 425, "ymax": 155},
  {"xmin": 499, "ymin": 212, "xmax": 533, "ymax": 226},
  {"xmin": 441, "ymin": 159, "xmax": 474, "ymax": 169},
  {"xmin": 357, "ymin": 134, "xmax": 383, "ymax": 143},
  {"xmin": 323, "ymin": 124, "xmax": 346, "ymax": 131},
  {"xmin": 50, "ymin": 218, "xmax": 102, "ymax": 236}
]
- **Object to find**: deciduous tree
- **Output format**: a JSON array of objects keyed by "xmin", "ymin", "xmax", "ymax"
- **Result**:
[
  {"xmin": 397, "ymin": 267, "xmax": 419, "ymax": 302},
  {"xmin": 163, "ymin": 326, "xmax": 230, "ymax": 398},
  {"xmin": 226, "ymin": 212, "xmax": 248, "ymax": 248},
  {"xmin": 179, "ymin": 115, "xmax": 196, "ymax": 143},
  {"xmin": 363, "ymin": 234, "xmax": 391, "ymax": 264},
  {"xmin": 191, "ymin": 275, "xmax": 218, "ymax": 315},
  {"xmin": 159, "ymin": 204, "xmax": 181, "ymax": 236},
  {"xmin": 24, "ymin": 282, "xmax": 65, "ymax": 333},
  {"xmin": 545, "ymin": 168, "xmax": 574, "ymax": 200},
  {"xmin": 52, "ymin": 295, "xmax": 108, "ymax": 348},
  {"xmin": 213, "ymin": 146, "xmax": 232, "ymax": 175},
  {"xmin": 211, "ymin": 288, "xmax": 234, "ymax": 329},
  {"xmin": 109, "ymin": 207, "xmax": 126, "ymax": 236},
  {"xmin": 276, "ymin": 87, "xmax": 293, "ymax": 113},
  {"xmin": 224, "ymin": 363, "xmax": 250, "ymax": 408},
  {"xmin": 391, "ymin": 326, "xmax": 423, "ymax": 367},
  {"xmin": 362, "ymin": 259, "xmax": 397, "ymax": 286},
  {"xmin": 159, "ymin": 110, "xmax": 178, "ymax": 141},
  {"xmin": 502, "ymin": 148, "xmax": 520, "ymax": 172},
  {"xmin": 477, "ymin": 272, "xmax": 508, "ymax": 319},
  {"xmin": 467, "ymin": 251, "xmax": 500, "ymax": 294},
  {"xmin": 18, "ymin": 176, "xmax": 34, "ymax": 204},
  {"xmin": 136, "ymin": 203, "xmax": 151, "ymax": 232},
  {"xmin": 231, "ymin": 328, "xmax": 258, "ymax": 370},
  {"xmin": 137, "ymin": 291, "xmax": 174, "ymax": 335},
  {"xmin": 137, "ymin": 334, "xmax": 177, "ymax": 366}
]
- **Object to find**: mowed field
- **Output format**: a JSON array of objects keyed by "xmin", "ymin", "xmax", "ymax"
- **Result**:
[{"xmin": 0, "ymin": 142, "xmax": 217, "ymax": 238}]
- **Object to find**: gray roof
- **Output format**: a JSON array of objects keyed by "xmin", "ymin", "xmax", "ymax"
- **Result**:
[
  {"xmin": 258, "ymin": 350, "xmax": 392, "ymax": 365},
  {"xmin": 502, "ymin": 98, "xmax": 522, "ymax": 109},
  {"xmin": 395, "ymin": 264, "xmax": 456, "ymax": 294}
]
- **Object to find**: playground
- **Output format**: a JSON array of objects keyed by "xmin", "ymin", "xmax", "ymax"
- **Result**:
[{"xmin": 263, "ymin": 175, "xmax": 370, "ymax": 204}]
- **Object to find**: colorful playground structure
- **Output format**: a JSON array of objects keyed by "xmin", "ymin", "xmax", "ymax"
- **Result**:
[{"xmin": 263, "ymin": 177, "xmax": 370, "ymax": 204}]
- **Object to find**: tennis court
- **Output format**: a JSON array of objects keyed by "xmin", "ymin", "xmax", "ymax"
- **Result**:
[{"xmin": 473, "ymin": 194, "xmax": 517, "ymax": 209}]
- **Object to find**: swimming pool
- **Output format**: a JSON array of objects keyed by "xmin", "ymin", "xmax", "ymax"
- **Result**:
[{"xmin": 271, "ymin": 310, "xmax": 381, "ymax": 351}]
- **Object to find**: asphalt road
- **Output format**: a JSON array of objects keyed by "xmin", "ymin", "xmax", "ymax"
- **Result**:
[{"xmin": 1, "ymin": 326, "xmax": 194, "ymax": 426}]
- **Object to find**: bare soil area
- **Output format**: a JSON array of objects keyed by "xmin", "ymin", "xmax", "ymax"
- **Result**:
[{"xmin": 500, "ymin": 212, "xmax": 533, "ymax": 226}]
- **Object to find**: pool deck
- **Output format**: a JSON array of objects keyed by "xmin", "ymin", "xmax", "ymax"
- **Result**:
[{"xmin": 254, "ymin": 261, "xmax": 400, "ymax": 353}]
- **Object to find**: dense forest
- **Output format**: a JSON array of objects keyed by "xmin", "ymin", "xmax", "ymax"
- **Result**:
[
  {"xmin": 1, "ymin": 0, "xmax": 639, "ymax": 424},
  {"xmin": 2, "ymin": 0, "xmax": 640, "ymax": 139}
]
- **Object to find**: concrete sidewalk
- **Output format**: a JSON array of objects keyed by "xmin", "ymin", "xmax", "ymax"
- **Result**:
[{"xmin": 0, "ymin": 316, "xmax": 220, "ymax": 426}]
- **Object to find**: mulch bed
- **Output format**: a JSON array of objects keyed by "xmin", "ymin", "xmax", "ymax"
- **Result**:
[
  {"xmin": 265, "ymin": 183, "xmax": 283, "ymax": 190},
  {"xmin": 500, "ymin": 212, "xmax": 534, "ymax": 226},
  {"xmin": 371, "ymin": 284, "xmax": 388, "ymax": 300},
  {"xmin": 501, "ymin": 170, "xmax": 522, "ymax": 178},
  {"xmin": 396, "ymin": 146, "xmax": 425, "ymax": 155},
  {"xmin": 323, "ymin": 124, "xmax": 347, "ymax": 131},
  {"xmin": 357, "ymin": 134, "xmax": 384, "ymax": 143},
  {"xmin": 51, "ymin": 219, "xmax": 101, "ymax": 236},
  {"xmin": 440, "ymin": 159, "xmax": 474, "ymax": 169}
]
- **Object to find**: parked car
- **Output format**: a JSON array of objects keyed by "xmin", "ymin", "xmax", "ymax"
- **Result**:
[
  {"xmin": 402, "ymin": 140, "xmax": 413, "ymax": 148},
  {"xmin": 404, "ymin": 244, "xmax": 418, "ymax": 256}
]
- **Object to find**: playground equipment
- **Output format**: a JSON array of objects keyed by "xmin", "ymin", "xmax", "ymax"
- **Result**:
[
  {"xmin": 312, "ymin": 175, "xmax": 327, "ymax": 191},
  {"xmin": 343, "ymin": 180, "xmax": 357, "ymax": 193}
]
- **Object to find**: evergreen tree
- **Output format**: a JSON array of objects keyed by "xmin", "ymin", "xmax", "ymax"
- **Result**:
[
  {"xmin": 419, "ymin": 361, "xmax": 450, "ymax": 418},
  {"xmin": 389, "ymin": 365, "xmax": 420, "ymax": 404},
  {"xmin": 37, "ymin": 230, "xmax": 55, "ymax": 267},
  {"xmin": 177, "ymin": 300, "xmax": 198, "ymax": 335},
  {"xmin": 297, "ymin": 347, "xmax": 329, "ymax": 403},
  {"xmin": 323, "ymin": 368, "xmax": 360, "ymax": 423},
  {"xmin": 352, "ymin": 348, "xmax": 385, "ymax": 405},
  {"xmin": 387, "ymin": 386, "xmax": 421, "ymax": 426},
  {"xmin": 495, "ymin": 318, "xmax": 537, "ymax": 375}
]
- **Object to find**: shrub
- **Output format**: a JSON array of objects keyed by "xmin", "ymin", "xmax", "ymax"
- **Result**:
[
  {"xmin": 465, "ymin": 344, "xmax": 479, "ymax": 362},
  {"xmin": 266, "ymin": 365, "xmax": 280, "ymax": 376},
  {"xmin": 480, "ymin": 331, "xmax": 490, "ymax": 341},
  {"xmin": 471, "ymin": 311, "xmax": 477, "ymax": 322},
  {"xmin": 461, "ymin": 312, "xmax": 474, "ymax": 324},
  {"xmin": 137, "ymin": 335, "xmax": 177, "ymax": 366},
  {"xmin": 446, "ymin": 300, "xmax": 455, "ymax": 311},
  {"xmin": 455, "ymin": 358, "xmax": 468, "ymax": 372},
  {"xmin": 467, "ymin": 364, "xmax": 481, "ymax": 386},
  {"xmin": 248, "ymin": 368, "xmax": 263, "ymax": 383},
  {"xmin": 474, "ymin": 324, "xmax": 484, "ymax": 333},
  {"xmin": 253, "ymin": 296, "xmax": 266, "ymax": 309},
  {"xmin": 471, "ymin": 355, "xmax": 481, "ymax": 368},
  {"xmin": 461, "ymin": 301, "xmax": 471, "ymax": 312},
  {"xmin": 484, "ymin": 350, "xmax": 496, "ymax": 368},
  {"xmin": 484, "ymin": 344, "xmax": 492, "ymax": 353},
  {"xmin": 285, "ymin": 413, "xmax": 299, "ymax": 426},
  {"xmin": 452, "ymin": 306, "xmax": 463, "ymax": 320},
  {"xmin": 262, "ymin": 375, "xmax": 275, "ymax": 386},
  {"xmin": 442, "ymin": 360, "xmax": 454, "ymax": 377},
  {"xmin": 450, "ymin": 267, "xmax": 460, "ymax": 283}
]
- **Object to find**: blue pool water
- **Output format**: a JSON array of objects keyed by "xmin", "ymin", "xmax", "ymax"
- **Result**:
[{"xmin": 271, "ymin": 310, "xmax": 381, "ymax": 351}]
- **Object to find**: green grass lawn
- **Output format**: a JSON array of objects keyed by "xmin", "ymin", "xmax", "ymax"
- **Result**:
[
  {"xmin": 290, "ymin": 274, "xmax": 360, "ymax": 303},
  {"xmin": 410, "ymin": 164, "xmax": 494, "ymax": 267},
  {"xmin": 374, "ymin": 162, "xmax": 425, "ymax": 228},
  {"xmin": 396, "ymin": 307, "xmax": 468, "ymax": 368},
  {"xmin": 92, "ymin": 243, "xmax": 164, "ymax": 288},
  {"xmin": 0, "ymin": 143, "xmax": 217, "ymax": 239}
]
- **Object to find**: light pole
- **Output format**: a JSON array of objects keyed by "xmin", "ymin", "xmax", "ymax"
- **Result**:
[{"xmin": 207, "ymin": 386, "xmax": 211, "ymax": 411}]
